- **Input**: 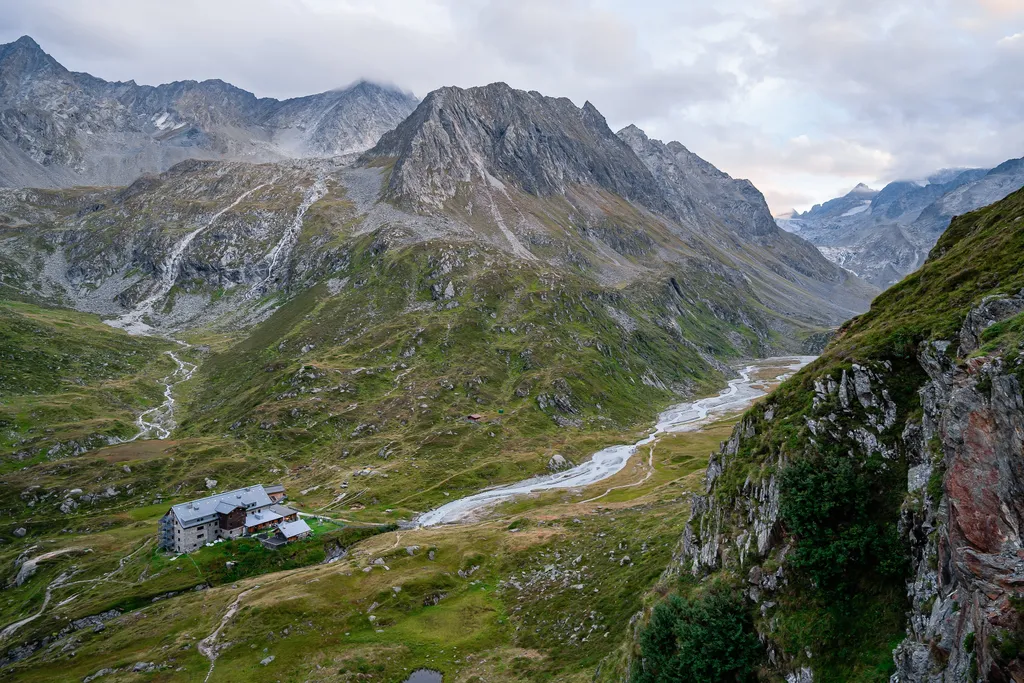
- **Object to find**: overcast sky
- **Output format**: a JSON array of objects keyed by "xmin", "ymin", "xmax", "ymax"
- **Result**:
[{"xmin": 2, "ymin": 0, "xmax": 1022, "ymax": 212}]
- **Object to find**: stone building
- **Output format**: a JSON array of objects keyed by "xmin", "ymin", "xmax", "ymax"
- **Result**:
[{"xmin": 158, "ymin": 484, "xmax": 298, "ymax": 553}]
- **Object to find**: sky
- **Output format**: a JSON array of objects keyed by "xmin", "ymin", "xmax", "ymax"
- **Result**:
[{"xmin": 2, "ymin": 0, "xmax": 1022, "ymax": 213}]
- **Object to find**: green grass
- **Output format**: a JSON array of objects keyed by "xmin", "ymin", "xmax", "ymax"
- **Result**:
[
  {"xmin": 0, "ymin": 165, "xmax": 854, "ymax": 680},
  {"xmin": 176, "ymin": 238, "xmax": 777, "ymax": 521},
  {"xmin": 0, "ymin": 300, "xmax": 175, "ymax": 463}
]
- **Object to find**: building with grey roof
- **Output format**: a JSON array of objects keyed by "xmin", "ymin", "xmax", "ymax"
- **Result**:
[
  {"xmin": 158, "ymin": 484, "xmax": 297, "ymax": 553},
  {"xmin": 277, "ymin": 519, "xmax": 312, "ymax": 541}
]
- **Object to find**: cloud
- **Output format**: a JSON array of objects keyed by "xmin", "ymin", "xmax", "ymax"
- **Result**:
[
  {"xmin": 0, "ymin": 0, "xmax": 1021, "ymax": 212},
  {"xmin": 998, "ymin": 31, "xmax": 1024, "ymax": 47}
]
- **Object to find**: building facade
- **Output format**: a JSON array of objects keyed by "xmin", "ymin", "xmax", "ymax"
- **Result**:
[{"xmin": 158, "ymin": 484, "xmax": 298, "ymax": 554}]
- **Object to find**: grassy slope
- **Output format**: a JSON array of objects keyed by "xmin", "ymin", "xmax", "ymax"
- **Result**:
[
  {"xmin": 0, "ymin": 169, "xmax": 840, "ymax": 680},
  {"xmin": 0, "ymin": 300, "xmax": 175, "ymax": 468},
  {"xmin": 0, "ymin": 414, "xmax": 728, "ymax": 682},
  {"xmin": 0, "ymin": 289, "xmax": 801, "ymax": 682},
  {"xmin": 680, "ymin": 188, "xmax": 1024, "ymax": 681},
  {"xmin": 178, "ymin": 236, "xmax": 774, "ymax": 521}
]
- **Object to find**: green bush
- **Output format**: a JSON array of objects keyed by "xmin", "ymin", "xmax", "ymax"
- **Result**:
[
  {"xmin": 779, "ymin": 453, "xmax": 906, "ymax": 596},
  {"xmin": 632, "ymin": 589, "xmax": 762, "ymax": 683}
]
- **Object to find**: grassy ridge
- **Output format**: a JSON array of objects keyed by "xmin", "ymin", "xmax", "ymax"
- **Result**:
[
  {"xmin": 0, "ymin": 300, "xmax": 175, "ymax": 467},
  {"xmin": 664, "ymin": 188, "xmax": 1024, "ymax": 681}
]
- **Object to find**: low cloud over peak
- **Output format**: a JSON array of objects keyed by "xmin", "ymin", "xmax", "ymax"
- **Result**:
[{"xmin": 0, "ymin": 0, "xmax": 1020, "ymax": 212}]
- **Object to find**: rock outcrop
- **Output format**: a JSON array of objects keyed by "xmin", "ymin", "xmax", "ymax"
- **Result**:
[
  {"xmin": 656, "ymin": 190, "xmax": 1024, "ymax": 680},
  {"xmin": 893, "ymin": 293, "xmax": 1024, "ymax": 682}
]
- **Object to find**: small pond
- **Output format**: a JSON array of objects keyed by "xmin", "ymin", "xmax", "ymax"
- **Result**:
[{"xmin": 403, "ymin": 671, "xmax": 442, "ymax": 683}]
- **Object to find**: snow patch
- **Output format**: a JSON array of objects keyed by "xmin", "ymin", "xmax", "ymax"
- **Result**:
[{"xmin": 840, "ymin": 201, "xmax": 871, "ymax": 217}]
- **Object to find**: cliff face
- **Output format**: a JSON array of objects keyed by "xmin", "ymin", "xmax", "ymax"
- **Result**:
[
  {"xmin": 654, "ymin": 189, "xmax": 1024, "ymax": 681},
  {"xmin": 362, "ymin": 82, "xmax": 671, "ymax": 215},
  {"xmin": 895, "ymin": 294, "xmax": 1024, "ymax": 683}
]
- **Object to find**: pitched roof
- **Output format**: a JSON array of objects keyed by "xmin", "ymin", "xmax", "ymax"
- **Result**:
[
  {"xmin": 277, "ymin": 519, "xmax": 312, "ymax": 539},
  {"xmin": 215, "ymin": 501, "xmax": 241, "ymax": 514},
  {"xmin": 270, "ymin": 504, "xmax": 297, "ymax": 517},
  {"xmin": 264, "ymin": 484, "xmax": 285, "ymax": 494},
  {"xmin": 171, "ymin": 486, "xmax": 272, "ymax": 528},
  {"xmin": 245, "ymin": 508, "xmax": 284, "ymax": 528}
]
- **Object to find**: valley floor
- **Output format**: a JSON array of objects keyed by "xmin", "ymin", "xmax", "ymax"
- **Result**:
[{"xmin": 0, "ymin": 358, "xmax": 804, "ymax": 682}]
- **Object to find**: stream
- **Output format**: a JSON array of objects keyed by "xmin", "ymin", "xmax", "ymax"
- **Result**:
[
  {"xmin": 416, "ymin": 356, "xmax": 816, "ymax": 527},
  {"xmin": 103, "ymin": 185, "xmax": 273, "ymax": 441},
  {"xmin": 114, "ymin": 347, "xmax": 197, "ymax": 442},
  {"xmin": 101, "ymin": 179, "xmax": 327, "ymax": 443}
]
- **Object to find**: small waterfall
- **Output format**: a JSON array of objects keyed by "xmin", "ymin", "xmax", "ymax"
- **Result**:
[
  {"xmin": 107, "ymin": 182, "xmax": 271, "ymax": 335},
  {"xmin": 103, "ymin": 183, "xmax": 271, "ymax": 444},
  {"xmin": 247, "ymin": 176, "xmax": 327, "ymax": 299}
]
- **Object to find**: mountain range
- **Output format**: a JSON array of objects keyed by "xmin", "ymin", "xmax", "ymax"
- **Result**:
[
  {"xmin": 0, "ymin": 35, "xmax": 418, "ymax": 188},
  {"xmin": 778, "ymin": 159, "xmax": 1024, "ymax": 287},
  {"xmin": 0, "ymin": 37, "xmax": 874, "ymax": 343}
]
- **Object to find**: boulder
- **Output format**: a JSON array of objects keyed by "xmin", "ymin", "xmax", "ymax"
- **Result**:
[{"xmin": 548, "ymin": 454, "xmax": 572, "ymax": 472}]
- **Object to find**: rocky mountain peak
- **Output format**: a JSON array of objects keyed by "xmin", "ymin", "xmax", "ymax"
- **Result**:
[
  {"xmin": 0, "ymin": 36, "xmax": 418, "ymax": 188},
  {"xmin": 846, "ymin": 182, "xmax": 877, "ymax": 197},
  {"xmin": 0, "ymin": 35, "xmax": 67, "ymax": 91},
  {"xmin": 362, "ymin": 82, "xmax": 670, "ymax": 214},
  {"xmin": 617, "ymin": 124, "xmax": 778, "ymax": 239},
  {"xmin": 0, "ymin": 35, "xmax": 47, "ymax": 61}
]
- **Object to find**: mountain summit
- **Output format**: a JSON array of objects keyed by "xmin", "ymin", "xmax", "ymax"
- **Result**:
[
  {"xmin": 363, "ymin": 82, "xmax": 670, "ymax": 215},
  {"xmin": 0, "ymin": 36, "xmax": 418, "ymax": 188},
  {"xmin": 359, "ymin": 83, "xmax": 873, "ymax": 324}
]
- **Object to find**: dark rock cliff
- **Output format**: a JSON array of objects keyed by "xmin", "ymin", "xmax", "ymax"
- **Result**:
[{"xmin": 643, "ymin": 189, "xmax": 1024, "ymax": 681}]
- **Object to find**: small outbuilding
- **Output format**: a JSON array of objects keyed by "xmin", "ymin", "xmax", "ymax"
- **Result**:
[
  {"xmin": 264, "ymin": 484, "xmax": 286, "ymax": 502},
  {"xmin": 276, "ymin": 519, "xmax": 313, "ymax": 542}
]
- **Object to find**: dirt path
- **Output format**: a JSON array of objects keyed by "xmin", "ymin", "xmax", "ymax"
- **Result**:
[
  {"xmin": 0, "ymin": 540, "xmax": 151, "ymax": 643},
  {"xmin": 199, "ymin": 587, "xmax": 256, "ymax": 683}
]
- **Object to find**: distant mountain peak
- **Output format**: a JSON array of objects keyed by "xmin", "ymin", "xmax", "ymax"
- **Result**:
[
  {"xmin": 0, "ymin": 34, "xmax": 64, "ymax": 74},
  {"xmin": 0, "ymin": 35, "xmax": 417, "ymax": 187},
  {"xmin": 336, "ymin": 79, "xmax": 415, "ymax": 99},
  {"xmin": 362, "ymin": 83, "xmax": 670, "ymax": 214},
  {"xmin": 849, "ymin": 182, "xmax": 877, "ymax": 195},
  {"xmin": 10, "ymin": 35, "xmax": 42, "ymax": 50}
]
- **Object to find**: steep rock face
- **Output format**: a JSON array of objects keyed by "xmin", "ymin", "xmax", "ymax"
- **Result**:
[
  {"xmin": 652, "ymin": 190, "xmax": 1024, "ymax": 681},
  {"xmin": 362, "ymin": 83, "xmax": 670, "ymax": 215},
  {"xmin": 0, "ymin": 159, "xmax": 351, "ymax": 331},
  {"xmin": 674, "ymin": 300, "xmax": 1024, "ymax": 682},
  {"xmin": 779, "ymin": 163, "xmax": 1024, "ymax": 288},
  {"xmin": 0, "ymin": 36, "xmax": 417, "ymax": 189},
  {"xmin": 362, "ymin": 87, "xmax": 875, "ymax": 327},
  {"xmin": 617, "ymin": 124, "xmax": 852, "ymax": 285},
  {"xmin": 617, "ymin": 124, "xmax": 778, "ymax": 241},
  {"xmin": 894, "ymin": 294, "xmax": 1024, "ymax": 683}
]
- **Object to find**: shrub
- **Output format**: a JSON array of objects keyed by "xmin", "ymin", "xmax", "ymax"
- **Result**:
[
  {"xmin": 633, "ymin": 589, "xmax": 762, "ymax": 683},
  {"xmin": 779, "ymin": 452, "xmax": 906, "ymax": 596}
]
